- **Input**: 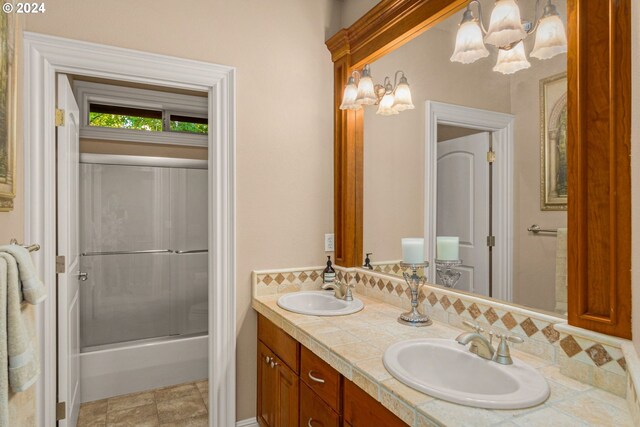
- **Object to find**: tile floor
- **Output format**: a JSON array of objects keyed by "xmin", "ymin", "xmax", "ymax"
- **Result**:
[{"xmin": 77, "ymin": 380, "xmax": 209, "ymax": 427}]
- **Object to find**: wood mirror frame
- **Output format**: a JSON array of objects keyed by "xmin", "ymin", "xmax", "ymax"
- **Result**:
[{"xmin": 326, "ymin": 0, "xmax": 631, "ymax": 339}]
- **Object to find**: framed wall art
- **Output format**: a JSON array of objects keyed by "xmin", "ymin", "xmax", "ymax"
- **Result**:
[
  {"xmin": 0, "ymin": 10, "xmax": 17, "ymax": 211},
  {"xmin": 540, "ymin": 72, "xmax": 568, "ymax": 211}
]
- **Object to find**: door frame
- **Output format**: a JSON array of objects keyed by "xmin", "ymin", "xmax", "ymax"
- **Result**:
[
  {"xmin": 425, "ymin": 101, "xmax": 514, "ymax": 301},
  {"xmin": 23, "ymin": 32, "xmax": 236, "ymax": 426}
]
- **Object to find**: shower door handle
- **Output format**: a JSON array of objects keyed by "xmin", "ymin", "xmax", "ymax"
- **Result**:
[{"xmin": 77, "ymin": 272, "xmax": 89, "ymax": 281}]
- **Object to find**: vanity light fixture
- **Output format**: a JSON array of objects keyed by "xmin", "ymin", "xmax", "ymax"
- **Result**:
[
  {"xmin": 450, "ymin": 0, "xmax": 567, "ymax": 75},
  {"xmin": 339, "ymin": 65, "xmax": 415, "ymax": 115}
]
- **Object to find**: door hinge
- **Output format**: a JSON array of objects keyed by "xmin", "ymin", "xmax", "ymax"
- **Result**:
[
  {"xmin": 56, "ymin": 256, "xmax": 66, "ymax": 274},
  {"xmin": 56, "ymin": 401, "xmax": 66, "ymax": 420},
  {"xmin": 55, "ymin": 108, "xmax": 65, "ymax": 127},
  {"xmin": 486, "ymin": 236, "xmax": 496, "ymax": 247},
  {"xmin": 487, "ymin": 150, "xmax": 496, "ymax": 163}
]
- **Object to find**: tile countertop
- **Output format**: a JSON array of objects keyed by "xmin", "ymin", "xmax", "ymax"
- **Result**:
[{"xmin": 252, "ymin": 293, "xmax": 633, "ymax": 427}]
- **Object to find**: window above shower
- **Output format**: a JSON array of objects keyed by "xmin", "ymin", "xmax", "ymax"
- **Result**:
[{"xmin": 74, "ymin": 80, "xmax": 209, "ymax": 147}]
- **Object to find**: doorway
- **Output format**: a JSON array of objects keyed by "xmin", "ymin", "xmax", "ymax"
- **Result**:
[
  {"xmin": 425, "ymin": 101, "xmax": 514, "ymax": 302},
  {"xmin": 23, "ymin": 33, "xmax": 236, "ymax": 427}
]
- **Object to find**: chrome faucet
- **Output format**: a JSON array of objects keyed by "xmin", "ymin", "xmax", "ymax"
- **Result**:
[
  {"xmin": 455, "ymin": 320, "xmax": 523, "ymax": 365},
  {"xmin": 456, "ymin": 330, "xmax": 496, "ymax": 360},
  {"xmin": 321, "ymin": 280, "xmax": 354, "ymax": 301}
]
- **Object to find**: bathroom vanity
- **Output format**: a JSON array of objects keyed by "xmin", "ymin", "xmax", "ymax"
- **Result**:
[
  {"xmin": 252, "ymin": 277, "xmax": 634, "ymax": 426},
  {"xmin": 257, "ymin": 313, "xmax": 407, "ymax": 427}
]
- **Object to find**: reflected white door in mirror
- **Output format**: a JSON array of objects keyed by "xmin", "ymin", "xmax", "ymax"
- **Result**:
[
  {"xmin": 437, "ymin": 133, "xmax": 489, "ymax": 294},
  {"xmin": 425, "ymin": 101, "xmax": 515, "ymax": 302}
]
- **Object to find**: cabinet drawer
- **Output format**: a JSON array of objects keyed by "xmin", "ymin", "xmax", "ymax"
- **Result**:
[
  {"xmin": 301, "ymin": 345, "xmax": 341, "ymax": 412},
  {"xmin": 258, "ymin": 314, "xmax": 300, "ymax": 373},
  {"xmin": 344, "ymin": 379, "xmax": 408, "ymax": 427},
  {"xmin": 300, "ymin": 381, "xmax": 340, "ymax": 427}
]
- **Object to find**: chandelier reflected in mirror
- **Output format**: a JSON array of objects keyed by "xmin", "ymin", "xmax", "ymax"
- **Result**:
[
  {"xmin": 450, "ymin": 0, "xmax": 567, "ymax": 74},
  {"xmin": 339, "ymin": 65, "xmax": 415, "ymax": 115}
]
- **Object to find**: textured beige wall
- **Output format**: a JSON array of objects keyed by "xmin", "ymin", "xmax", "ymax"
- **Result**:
[
  {"xmin": 339, "ymin": 0, "xmax": 378, "ymax": 27},
  {"xmin": 361, "ymin": 0, "xmax": 567, "ymax": 313},
  {"xmin": 632, "ymin": 0, "xmax": 640, "ymax": 352},
  {"xmin": 24, "ymin": 0, "xmax": 340, "ymax": 421}
]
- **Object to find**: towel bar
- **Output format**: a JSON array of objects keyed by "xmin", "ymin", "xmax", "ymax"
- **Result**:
[
  {"xmin": 9, "ymin": 238, "xmax": 41, "ymax": 252},
  {"xmin": 81, "ymin": 249, "xmax": 174, "ymax": 256}
]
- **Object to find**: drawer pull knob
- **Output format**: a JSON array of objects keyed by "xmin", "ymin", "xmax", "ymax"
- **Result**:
[
  {"xmin": 264, "ymin": 356, "xmax": 271, "ymax": 364},
  {"xmin": 270, "ymin": 360, "xmax": 279, "ymax": 368},
  {"xmin": 308, "ymin": 418, "xmax": 320, "ymax": 427},
  {"xmin": 308, "ymin": 371, "xmax": 325, "ymax": 384}
]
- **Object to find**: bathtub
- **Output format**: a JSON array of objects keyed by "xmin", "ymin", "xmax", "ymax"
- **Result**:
[{"xmin": 80, "ymin": 334, "xmax": 208, "ymax": 402}]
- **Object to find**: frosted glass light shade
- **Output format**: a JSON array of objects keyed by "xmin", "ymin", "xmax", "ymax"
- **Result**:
[
  {"xmin": 493, "ymin": 41, "xmax": 530, "ymax": 74},
  {"xmin": 392, "ymin": 79, "xmax": 415, "ymax": 112},
  {"xmin": 530, "ymin": 14, "xmax": 567, "ymax": 59},
  {"xmin": 376, "ymin": 93, "xmax": 398, "ymax": 115},
  {"xmin": 355, "ymin": 73, "xmax": 377, "ymax": 106},
  {"xmin": 451, "ymin": 20, "xmax": 490, "ymax": 64},
  {"xmin": 339, "ymin": 77, "xmax": 360, "ymax": 110},
  {"xmin": 484, "ymin": 0, "xmax": 527, "ymax": 47}
]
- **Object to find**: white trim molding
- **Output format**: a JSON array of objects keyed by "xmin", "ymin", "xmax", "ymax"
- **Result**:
[
  {"xmin": 23, "ymin": 32, "xmax": 236, "ymax": 427},
  {"xmin": 425, "ymin": 101, "xmax": 514, "ymax": 301},
  {"xmin": 236, "ymin": 418, "xmax": 259, "ymax": 427}
]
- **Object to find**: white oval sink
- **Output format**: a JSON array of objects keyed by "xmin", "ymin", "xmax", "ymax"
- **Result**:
[
  {"xmin": 277, "ymin": 291, "xmax": 364, "ymax": 316},
  {"xmin": 383, "ymin": 338, "xmax": 549, "ymax": 409}
]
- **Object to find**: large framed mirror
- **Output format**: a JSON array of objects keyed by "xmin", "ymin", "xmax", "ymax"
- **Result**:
[{"xmin": 326, "ymin": 0, "xmax": 631, "ymax": 338}]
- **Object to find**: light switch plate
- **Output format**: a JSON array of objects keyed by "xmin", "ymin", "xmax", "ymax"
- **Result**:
[{"xmin": 324, "ymin": 233, "xmax": 335, "ymax": 252}]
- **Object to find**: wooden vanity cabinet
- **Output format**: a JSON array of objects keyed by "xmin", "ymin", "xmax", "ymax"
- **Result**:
[
  {"xmin": 257, "ymin": 315, "xmax": 300, "ymax": 427},
  {"xmin": 257, "ymin": 313, "xmax": 407, "ymax": 427}
]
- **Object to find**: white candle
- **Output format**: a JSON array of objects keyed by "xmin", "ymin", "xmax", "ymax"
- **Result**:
[
  {"xmin": 436, "ymin": 236, "xmax": 459, "ymax": 261},
  {"xmin": 402, "ymin": 238, "xmax": 425, "ymax": 264}
]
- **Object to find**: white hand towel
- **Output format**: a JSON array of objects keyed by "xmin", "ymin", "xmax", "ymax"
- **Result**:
[
  {"xmin": 0, "ymin": 244, "xmax": 46, "ymax": 304},
  {"xmin": 0, "ymin": 248, "xmax": 45, "ymax": 427},
  {"xmin": 1, "ymin": 253, "xmax": 40, "ymax": 393}
]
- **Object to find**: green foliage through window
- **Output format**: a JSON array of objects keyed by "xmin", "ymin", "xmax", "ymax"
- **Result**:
[
  {"xmin": 88, "ymin": 105, "xmax": 208, "ymax": 135},
  {"xmin": 170, "ymin": 120, "xmax": 208, "ymax": 134},
  {"xmin": 89, "ymin": 112, "xmax": 162, "ymax": 132}
]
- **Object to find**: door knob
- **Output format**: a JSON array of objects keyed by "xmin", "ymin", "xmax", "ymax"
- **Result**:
[{"xmin": 77, "ymin": 272, "xmax": 88, "ymax": 281}]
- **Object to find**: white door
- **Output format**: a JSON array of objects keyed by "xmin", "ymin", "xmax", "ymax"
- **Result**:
[
  {"xmin": 57, "ymin": 74, "xmax": 81, "ymax": 426},
  {"xmin": 436, "ymin": 132, "xmax": 490, "ymax": 296}
]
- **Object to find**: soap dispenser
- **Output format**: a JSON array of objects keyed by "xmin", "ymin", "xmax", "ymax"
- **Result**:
[
  {"xmin": 363, "ymin": 253, "xmax": 373, "ymax": 270},
  {"xmin": 322, "ymin": 256, "xmax": 336, "ymax": 283}
]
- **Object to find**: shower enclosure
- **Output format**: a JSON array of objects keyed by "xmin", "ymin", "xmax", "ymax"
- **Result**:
[{"xmin": 78, "ymin": 154, "xmax": 208, "ymax": 402}]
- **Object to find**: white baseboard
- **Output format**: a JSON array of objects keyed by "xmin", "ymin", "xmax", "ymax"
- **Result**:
[{"xmin": 236, "ymin": 418, "xmax": 259, "ymax": 427}]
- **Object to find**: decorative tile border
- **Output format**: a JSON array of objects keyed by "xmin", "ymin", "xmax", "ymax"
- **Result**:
[
  {"xmin": 253, "ymin": 266, "xmax": 325, "ymax": 296},
  {"xmin": 369, "ymin": 261, "xmax": 417, "ymax": 277}
]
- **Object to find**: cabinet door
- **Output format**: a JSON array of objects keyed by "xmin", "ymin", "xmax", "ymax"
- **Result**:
[
  {"xmin": 258, "ymin": 342, "xmax": 277, "ymax": 427},
  {"xmin": 275, "ymin": 355, "xmax": 299, "ymax": 427}
]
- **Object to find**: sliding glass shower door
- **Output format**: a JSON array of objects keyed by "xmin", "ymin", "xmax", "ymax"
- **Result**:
[{"xmin": 79, "ymin": 162, "xmax": 208, "ymax": 351}]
